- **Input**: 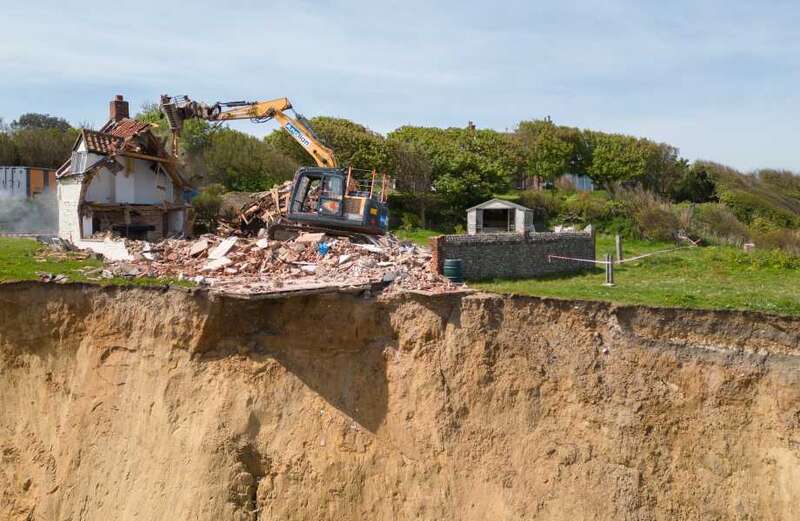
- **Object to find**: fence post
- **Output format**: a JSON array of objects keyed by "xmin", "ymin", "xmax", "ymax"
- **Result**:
[
  {"xmin": 604, "ymin": 253, "xmax": 615, "ymax": 286},
  {"xmin": 615, "ymin": 234, "xmax": 623, "ymax": 264}
]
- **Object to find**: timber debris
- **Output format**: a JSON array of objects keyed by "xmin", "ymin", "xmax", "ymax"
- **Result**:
[{"xmin": 217, "ymin": 181, "xmax": 293, "ymax": 235}]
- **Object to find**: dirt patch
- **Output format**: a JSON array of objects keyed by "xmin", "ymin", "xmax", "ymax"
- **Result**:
[{"xmin": 1, "ymin": 282, "xmax": 800, "ymax": 520}]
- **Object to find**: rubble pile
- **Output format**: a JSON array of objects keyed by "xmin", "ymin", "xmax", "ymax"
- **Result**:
[
  {"xmin": 217, "ymin": 181, "xmax": 293, "ymax": 235},
  {"xmin": 109, "ymin": 232, "xmax": 458, "ymax": 296}
]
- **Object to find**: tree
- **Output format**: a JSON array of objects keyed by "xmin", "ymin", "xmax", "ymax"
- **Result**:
[
  {"xmin": 640, "ymin": 141, "xmax": 686, "ymax": 195},
  {"xmin": 265, "ymin": 116, "xmax": 391, "ymax": 171},
  {"xmin": 12, "ymin": 128, "xmax": 78, "ymax": 168},
  {"xmin": 11, "ymin": 113, "xmax": 71, "ymax": 132},
  {"xmin": 388, "ymin": 125, "xmax": 523, "ymax": 224},
  {"xmin": 515, "ymin": 119, "xmax": 589, "ymax": 181},
  {"xmin": 0, "ymin": 132, "xmax": 19, "ymax": 165},
  {"xmin": 671, "ymin": 162, "xmax": 717, "ymax": 203},
  {"xmin": 204, "ymin": 128, "xmax": 297, "ymax": 192},
  {"xmin": 386, "ymin": 139, "xmax": 436, "ymax": 227},
  {"xmin": 584, "ymin": 132, "xmax": 650, "ymax": 187}
]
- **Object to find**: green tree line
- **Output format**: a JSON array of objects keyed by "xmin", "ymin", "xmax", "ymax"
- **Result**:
[{"xmin": 5, "ymin": 105, "xmax": 792, "ymax": 232}]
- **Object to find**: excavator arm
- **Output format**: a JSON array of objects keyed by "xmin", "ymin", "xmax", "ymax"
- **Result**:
[{"xmin": 160, "ymin": 95, "xmax": 337, "ymax": 168}]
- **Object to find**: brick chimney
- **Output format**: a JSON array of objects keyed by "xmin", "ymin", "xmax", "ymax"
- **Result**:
[{"xmin": 109, "ymin": 94, "xmax": 129, "ymax": 122}]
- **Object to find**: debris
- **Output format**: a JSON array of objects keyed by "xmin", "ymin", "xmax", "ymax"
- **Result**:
[
  {"xmin": 100, "ymin": 232, "xmax": 459, "ymax": 296},
  {"xmin": 189, "ymin": 239, "xmax": 210, "ymax": 256},
  {"xmin": 36, "ymin": 272, "xmax": 69, "ymax": 283},
  {"xmin": 208, "ymin": 237, "xmax": 237, "ymax": 259},
  {"xmin": 141, "ymin": 243, "xmax": 157, "ymax": 261},
  {"xmin": 201, "ymin": 257, "xmax": 233, "ymax": 272},
  {"xmin": 295, "ymin": 232, "xmax": 327, "ymax": 244},
  {"xmin": 356, "ymin": 244, "xmax": 384, "ymax": 254},
  {"xmin": 217, "ymin": 181, "xmax": 293, "ymax": 234}
]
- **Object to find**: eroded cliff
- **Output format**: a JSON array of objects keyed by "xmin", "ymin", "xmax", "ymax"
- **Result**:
[{"xmin": 1, "ymin": 283, "xmax": 799, "ymax": 520}]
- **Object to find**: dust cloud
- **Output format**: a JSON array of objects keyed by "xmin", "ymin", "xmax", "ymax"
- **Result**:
[{"xmin": 0, "ymin": 191, "xmax": 57, "ymax": 233}]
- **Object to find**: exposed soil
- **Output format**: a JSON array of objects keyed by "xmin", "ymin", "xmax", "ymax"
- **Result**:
[{"xmin": 1, "ymin": 282, "xmax": 799, "ymax": 520}]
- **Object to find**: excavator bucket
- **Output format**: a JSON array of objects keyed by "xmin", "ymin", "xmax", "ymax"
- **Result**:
[{"xmin": 159, "ymin": 95, "xmax": 183, "ymax": 133}]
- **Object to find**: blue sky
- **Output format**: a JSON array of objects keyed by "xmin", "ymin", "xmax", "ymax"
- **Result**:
[{"xmin": 1, "ymin": 0, "xmax": 798, "ymax": 171}]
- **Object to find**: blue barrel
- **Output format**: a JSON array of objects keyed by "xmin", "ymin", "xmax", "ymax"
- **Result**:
[{"xmin": 443, "ymin": 258, "xmax": 464, "ymax": 283}]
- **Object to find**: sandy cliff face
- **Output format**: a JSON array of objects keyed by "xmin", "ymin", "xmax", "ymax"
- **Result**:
[{"xmin": 1, "ymin": 283, "xmax": 800, "ymax": 520}]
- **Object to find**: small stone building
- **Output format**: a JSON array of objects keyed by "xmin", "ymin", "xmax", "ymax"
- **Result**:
[
  {"xmin": 56, "ymin": 95, "xmax": 190, "ymax": 244},
  {"xmin": 467, "ymin": 198, "xmax": 533, "ymax": 235}
]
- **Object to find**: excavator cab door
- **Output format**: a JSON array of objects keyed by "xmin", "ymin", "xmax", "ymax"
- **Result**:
[
  {"xmin": 289, "ymin": 170, "xmax": 344, "ymax": 217},
  {"xmin": 317, "ymin": 174, "xmax": 344, "ymax": 217}
]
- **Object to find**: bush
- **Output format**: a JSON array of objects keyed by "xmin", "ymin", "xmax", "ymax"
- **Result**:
[
  {"xmin": 615, "ymin": 188, "xmax": 679, "ymax": 241},
  {"xmin": 518, "ymin": 190, "xmax": 562, "ymax": 221},
  {"xmin": 561, "ymin": 192, "xmax": 608, "ymax": 224},
  {"xmin": 554, "ymin": 176, "xmax": 576, "ymax": 193},
  {"xmin": 688, "ymin": 203, "xmax": 750, "ymax": 246},
  {"xmin": 709, "ymin": 163, "xmax": 800, "ymax": 228},
  {"xmin": 671, "ymin": 164, "xmax": 717, "ymax": 203},
  {"xmin": 635, "ymin": 205, "xmax": 680, "ymax": 241},
  {"xmin": 753, "ymin": 229, "xmax": 800, "ymax": 256},
  {"xmin": 400, "ymin": 212, "xmax": 421, "ymax": 231},
  {"xmin": 192, "ymin": 184, "xmax": 225, "ymax": 233}
]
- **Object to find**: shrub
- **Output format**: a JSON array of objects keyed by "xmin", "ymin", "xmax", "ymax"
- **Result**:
[
  {"xmin": 519, "ymin": 190, "xmax": 562, "ymax": 221},
  {"xmin": 616, "ymin": 188, "xmax": 679, "ymax": 241},
  {"xmin": 753, "ymin": 229, "xmax": 800, "ymax": 256},
  {"xmin": 689, "ymin": 203, "xmax": 750, "ymax": 246},
  {"xmin": 561, "ymin": 192, "xmax": 608, "ymax": 224},
  {"xmin": 554, "ymin": 176, "xmax": 576, "ymax": 193},
  {"xmin": 671, "ymin": 164, "xmax": 717, "ymax": 203},
  {"xmin": 635, "ymin": 205, "xmax": 680, "ymax": 241},
  {"xmin": 400, "ymin": 212, "xmax": 421, "ymax": 231},
  {"xmin": 192, "ymin": 184, "xmax": 225, "ymax": 233}
]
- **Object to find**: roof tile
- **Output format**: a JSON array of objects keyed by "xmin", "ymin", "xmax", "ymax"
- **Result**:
[
  {"xmin": 82, "ymin": 129, "xmax": 124, "ymax": 155},
  {"xmin": 108, "ymin": 118, "xmax": 151, "ymax": 138}
]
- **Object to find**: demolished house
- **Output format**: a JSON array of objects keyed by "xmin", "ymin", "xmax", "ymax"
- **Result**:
[{"xmin": 56, "ymin": 95, "xmax": 190, "ymax": 249}]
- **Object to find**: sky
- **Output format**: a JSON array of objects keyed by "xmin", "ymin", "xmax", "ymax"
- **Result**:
[{"xmin": 1, "ymin": 0, "xmax": 799, "ymax": 171}]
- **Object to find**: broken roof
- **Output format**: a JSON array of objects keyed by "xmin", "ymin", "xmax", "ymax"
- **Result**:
[
  {"xmin": 81, "ymin": 129, "xmax": 125, "ymax": 155},
  {"xmin": 107, "ymin": 118, "xmax": 151, "ymax": 138},
  {"xmin": 57, "ymin": 116, "xmax": 188, "ymax": 187}
]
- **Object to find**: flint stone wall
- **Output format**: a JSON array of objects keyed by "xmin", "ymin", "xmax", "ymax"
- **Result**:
[{"xmin": 430, "ymin": 231, "xmax": 595, "ymax": 281}]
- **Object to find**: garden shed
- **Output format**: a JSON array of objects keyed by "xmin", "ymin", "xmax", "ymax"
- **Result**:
[{"xmin": 467, "ymin": 198, "xmax": 533, "ymax": 234}]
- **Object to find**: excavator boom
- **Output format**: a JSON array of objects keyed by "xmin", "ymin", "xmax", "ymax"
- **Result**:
[{"xmin": 160, "ymin": 95, "xmax": 337, "ymax": 168}]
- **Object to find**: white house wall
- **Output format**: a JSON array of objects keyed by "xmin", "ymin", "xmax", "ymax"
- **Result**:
[
  {"xmin": 57, "ymin": 176, "xmax": 84, "ymax": 242},
  {"xmin": 82, "ymin": 157, "xmax": 177, "ymax": 205},
  {"xmin": 84, "ymin": 170, "xmax": 115, "ymax": 203},
  {"xmin": 133, "ymin": 162, "xmax": 171, "ymax": 204}
]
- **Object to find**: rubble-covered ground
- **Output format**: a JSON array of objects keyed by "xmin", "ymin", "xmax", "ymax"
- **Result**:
[{"xmin": 107, "ymin": 232, "xmax": 458, "ymax": 296}]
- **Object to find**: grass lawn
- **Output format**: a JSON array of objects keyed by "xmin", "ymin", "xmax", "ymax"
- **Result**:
[
  {"xmin": 0, "ymin": 237, "xmax": 191, "ymax": 287},
  {"xmin": 474, "ymin": 235, "xmax": 800, "ymax": 316},
  {"xmin": 393, "ymin": 228, "xmax": 441, "ymax": 247}
]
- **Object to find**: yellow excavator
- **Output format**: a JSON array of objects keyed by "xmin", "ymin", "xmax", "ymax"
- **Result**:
[{"xmin": 159, "ymin": 94, "xmax": 390, "ymax": 236}]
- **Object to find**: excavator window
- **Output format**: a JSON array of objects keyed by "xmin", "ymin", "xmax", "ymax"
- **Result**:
[{"xmin": 293, "ymin": 173, "xmax": 345, "ymax": 215}]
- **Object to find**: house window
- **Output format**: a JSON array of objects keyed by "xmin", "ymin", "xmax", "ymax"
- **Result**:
[{"xmin": 71, "ymin": 151, "xmax": 88, "ymax": 174}]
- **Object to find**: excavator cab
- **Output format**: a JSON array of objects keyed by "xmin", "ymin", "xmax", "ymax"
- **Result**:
[
  {"xmin": 159, "ymin": 94, "xmax": 392, "ymax": 237},
  {"xmin": 288, "ymin": 167, "xmax": 389, "ymax": 235}
]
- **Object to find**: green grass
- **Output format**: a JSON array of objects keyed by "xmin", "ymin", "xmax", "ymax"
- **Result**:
[
  {"xmin": 474, "ymin": 235, "xmax": 800, "ymax": 316},
  {"xmin": 0, "ymin": 237, "xmax": 192, "ymax": 288},
  {"xmin": 393, "ymin": 228, "xmax": 441, "ymax": 247}
]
